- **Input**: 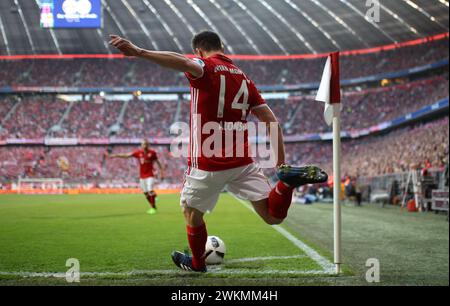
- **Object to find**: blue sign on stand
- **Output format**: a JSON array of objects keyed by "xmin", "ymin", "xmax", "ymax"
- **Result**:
[{"xmin": 40, "ymin": 0, "xmax": 102, "ymax": 28}]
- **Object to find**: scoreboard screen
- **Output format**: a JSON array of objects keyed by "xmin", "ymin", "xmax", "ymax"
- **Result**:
[{"xmin": 40, "ymin": 0, "xmax": 102, "ymax": 29}]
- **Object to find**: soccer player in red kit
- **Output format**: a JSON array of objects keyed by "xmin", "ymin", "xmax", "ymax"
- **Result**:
[
  {"xmin": 109, "ymin": 140, "xmax": 164, "ymax": 215},
  {"xmin": 110, "ymin": 31, "xmax": 327, "ymax": 272}
]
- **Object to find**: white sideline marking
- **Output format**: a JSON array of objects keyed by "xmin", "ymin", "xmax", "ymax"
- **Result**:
[
  {"xmin": 0, "ymin": 254, "xmax": 328, "ymax": 279},
  {"xmin": 0, "ymin": 269, "xmax": 328, "ymax": 278},
  {"xmin": 226, "ymin": 255, "xmax": 305, "ymax": 264},
  {"xmin": 233, "ymin": 197, "xmax": 336, "ymax": 274}
]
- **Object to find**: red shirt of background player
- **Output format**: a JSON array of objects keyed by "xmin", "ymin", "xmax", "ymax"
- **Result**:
[
  {"xmin": 185, "ymin": 54, "xmax": 266, "ymax": 171},
  {"xmin": 132, "ymin": 149, "xmax": 158, "ymax": 179}
]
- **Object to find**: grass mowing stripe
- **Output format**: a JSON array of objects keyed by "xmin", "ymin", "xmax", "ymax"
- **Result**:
[{"xmin": 232, "ymin": 195, "xmax": 336, "ymax": 274}]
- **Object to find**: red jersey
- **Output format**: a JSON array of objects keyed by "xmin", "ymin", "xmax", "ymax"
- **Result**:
[
  {"xmin": 132, "ymin": 149, "xmax": 158, "ymax": 179},
  {"xmin": 185, "ymin": 54, "xmax": 266, "ymax": 171}
]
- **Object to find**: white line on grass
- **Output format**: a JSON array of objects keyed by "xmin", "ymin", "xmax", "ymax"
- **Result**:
[
  {"xmin": 233, "ymin": 196, "xmax": 336, "ymax": 274},
  {"xmin": 0, "ymin": 254, "xmax": 327, "ymax": 279},
  {"xmin": 226, "ymin": 255, "xmax": 305, "ymax": 264},
  {"xmin": 0, "ymin": 268, "xmax": 328, "ymax": 278}
]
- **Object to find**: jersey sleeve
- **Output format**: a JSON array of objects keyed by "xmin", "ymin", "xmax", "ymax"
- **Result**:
[
  {"xmin": 131, "ymin": 150, "xmax": 140, "ymax": 158},
  {"xmin": 248, "ymin": 80, "xmax": 267, "ymax": 110},
  {"xmin": 185, "ymin": 58, "xmax": 212, "ymax": 89},
  {"xmin": 152, "ymin": 151, "xmax": 158, "ymax": 161}
]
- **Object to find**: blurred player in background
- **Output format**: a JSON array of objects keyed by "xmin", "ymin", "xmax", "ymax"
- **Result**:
[
  {"xmin": 110, "ymin": 31, "xmax": 327, "ymax": 272},
  {"xmin": 108, "ymin": 139, "xmax": 164, "ymax": 215}
]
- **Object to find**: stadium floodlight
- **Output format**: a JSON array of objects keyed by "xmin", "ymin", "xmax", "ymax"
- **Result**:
[
  {"xmin": 17, "ymin": 178, "xmax": 64, "ymax": 195},
  {"xmin": 316, "ymin": 52, "xmax": 342, "ymax": 274}
]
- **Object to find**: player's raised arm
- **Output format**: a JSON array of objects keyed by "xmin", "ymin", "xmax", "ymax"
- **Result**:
[
  {"xmin": 252, "ymin": 105, "xmax": 286, "ymax": 168},
  {"xmin": 108, "ymin": 152, "xmax": 133, "ymax": 159},
  {"xmin": 108, "ymin": 35, "xmax": 203, "ymax": 78}
]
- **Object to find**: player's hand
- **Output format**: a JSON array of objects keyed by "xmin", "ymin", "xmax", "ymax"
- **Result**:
[{"xmin": 109, "ymin": 35, "xmax": 142, "ymax": 57}]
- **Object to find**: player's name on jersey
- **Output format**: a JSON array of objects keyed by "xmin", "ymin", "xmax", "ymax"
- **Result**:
[
  {"xmin": 173, "ymin": 118, "xmax": 276, "ymax": 136},
  {"xmin": 219, "ymin": 121, "xmax": 248, "ymax": 132},
  {"xmin": 214, "ymin": 65, "xmax": 244, "ymax": 75}
]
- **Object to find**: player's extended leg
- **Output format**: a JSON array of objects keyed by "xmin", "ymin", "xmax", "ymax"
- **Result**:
[
  {"xmin": 148, "ymin": 190, "xmax": 157, "ymax": 209},
  {"xmin": 171, "ymin": 206, "xmax": 208, "ymax": 272},
  {"xmin": 251, "ymin": 198, "xmax": 284, "ymax": 225},
  {"xmin": 252, "ymin": 165, "xmax": 328, "ymax": 225},
  {"xmin": 141, "ymin": 178, "xmax": 157, "ymax": 215},
  {"xmin": 144, "ymin": 192, "xmax": 157, "ymax": 215}
]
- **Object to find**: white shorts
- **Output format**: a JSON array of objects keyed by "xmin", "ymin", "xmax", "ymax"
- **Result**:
[
  {"xmin": 140, "ymin": 177, "xmax": 155, "ymax": 193},
  {"xmin": 180, "ymin": 163, "xmax": 272, "ymax": 213}
]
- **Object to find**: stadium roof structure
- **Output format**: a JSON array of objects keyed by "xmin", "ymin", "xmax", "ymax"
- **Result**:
[{"xmin": 0, "ymin": 0, "xmax": 448, "ymax": 56}]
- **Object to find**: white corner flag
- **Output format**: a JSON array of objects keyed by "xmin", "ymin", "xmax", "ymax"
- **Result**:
[{"xmin": 315, "ymin": 52, "xmax": 342, "ymax": 274}]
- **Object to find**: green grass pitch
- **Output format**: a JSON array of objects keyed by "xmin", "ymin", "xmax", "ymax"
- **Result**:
[
  {"xmin": 0, "ymin": 193, "xmax": 448, "ymax": 286},
  {"xmin": 0, "ymin": 193, "xmax": 333, "ymax": 286}
]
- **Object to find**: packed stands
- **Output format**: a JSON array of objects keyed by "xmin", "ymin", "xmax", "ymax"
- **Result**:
[
  {"xmin": 0, "ymin": 75, "xmax": 448, "ymax": 139},
  {"xmin": 0, "ymin": 39, "xmax": 447, "ymax": 88},
  {"xmin": 1, "ymin": 118, "xmax": 447, "ymax": 186},
  {"xmin": 0, "ymin": 39, "xmax": 448, "ymax": 187},
  {"xmin": 285, "ymin": 117, "xmax": 449, "ymax": 178},
  {"xmin": 283, "ymin": 76, "xmax": 449, "ymax": 135},
  {"xmin": 340, "ymin": 117, "xmax": 449, "ymax": 177},
  {"xmin": 0, "ymin": 145, "xmax": 183, "ymax": 186},
  {"xmin": 58, "ymin": 99, "xmax": 123, "ymax": 138},
  {"xmin": 1, "ymin": 96, "xmax": 67, "ymax": 139},
  {"xmin": 117, "ymin": 99, "xmax": 178, "ymax": 138}
]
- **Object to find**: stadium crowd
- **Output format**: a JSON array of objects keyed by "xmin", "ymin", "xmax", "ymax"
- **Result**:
[
  {"xmin": 0, "ymin": 145, "xmax": 180, "ymax": 186},
  {"xmin": 58, "ymin": 99, "xmax": 123, "ymax": 138},
  {"xmin": 0, "ymin": 39, "xmax": 447, "ymax": 88},
  {"xmin": 283, "ymin": 76, "xmax": 449, "ymax": 135},
  {"xmin": 117, "ymin": 99, "xmax": 178, "ymax": 138},
  {"xmin": 0, "ymin": 117, "xmax": 448, "ymax": 187},
  {"xmin": 285, "ymin": 117, "xmax": 449, "ymax": 178},
  {"xmin": 0, "ymin": 39, "xmax": 448, "ymax": 187},
  {"xmin": 1, "ymin": 96, "xmax": 67, "ymax": 139},
  {"xmin": 0, "ymin": 75, "xmax": 447, "ymax": 139}
]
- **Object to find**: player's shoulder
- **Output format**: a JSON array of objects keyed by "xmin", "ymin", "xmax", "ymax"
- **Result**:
[
  {"xmin": 192, "ymin": 57, "xmax": 207, "ymax": 68},
  {"xmin": 194, "ymin": 55, "xmax": 232, "ymax": 68}
]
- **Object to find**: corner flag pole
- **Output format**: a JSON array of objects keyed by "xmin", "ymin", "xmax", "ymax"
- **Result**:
[
  {"xmin": 332, "ymin": 102, "xmax": 342, "ymax": 274},
  {"xmin": 315, "ymin": 52, "xmax": 342, "ymax": 274}
]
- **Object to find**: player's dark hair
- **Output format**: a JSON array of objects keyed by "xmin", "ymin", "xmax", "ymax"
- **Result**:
[{"xmin": 192, "ymin": 31, "xmax": 223, "ymax": 52}]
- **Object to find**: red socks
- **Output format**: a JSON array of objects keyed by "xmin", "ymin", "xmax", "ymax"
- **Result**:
[
  {"xmin": 146, "ymin": 194, "xmax": 156, "ymax": 209},
  {"xmin": 186, "ymin": 223, "xmax": 208, "ymax": 270},
  {"xmin": 268, "ymin": 181, "xmax": 295, "ymax": 220}
]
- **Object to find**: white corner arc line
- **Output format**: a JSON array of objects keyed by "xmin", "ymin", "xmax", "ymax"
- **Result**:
[{"xmin": 233, "ymin": 196, "xmax": 336, "ymax": 274}]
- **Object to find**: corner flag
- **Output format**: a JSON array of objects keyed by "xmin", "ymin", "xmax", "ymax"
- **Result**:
[
  {"xmin": 316, "ymin": 52, "xmax": 342, "ymax": 274},
  {"xmin": 316, "ymin": 52, "xmax": 341, "ymax": 125}
]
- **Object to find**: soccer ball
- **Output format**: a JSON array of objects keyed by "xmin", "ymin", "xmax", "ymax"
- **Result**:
[{"xmin": 205, "ymin": 236, "xmax": 226, "ymax": 265}]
